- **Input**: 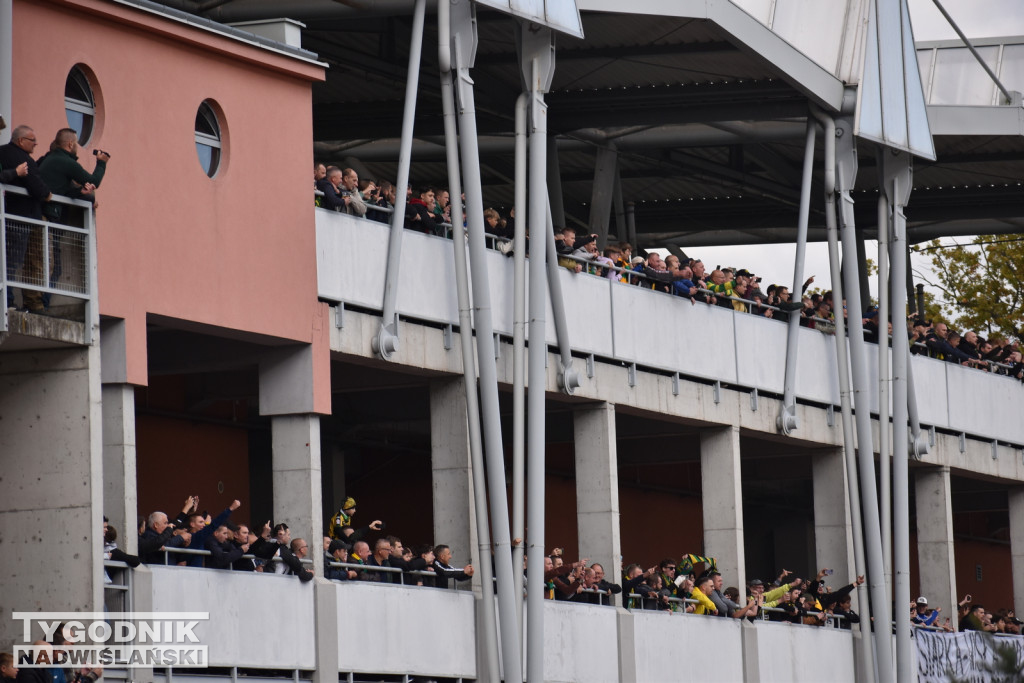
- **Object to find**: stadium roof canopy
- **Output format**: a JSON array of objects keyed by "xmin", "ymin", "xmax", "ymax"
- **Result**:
[{"xmin": 155, "ymin": 0, "xmax": 1024, "ymax": 247}]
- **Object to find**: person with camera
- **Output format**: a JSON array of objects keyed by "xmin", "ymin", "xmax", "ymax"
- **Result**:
[
  {"xmin": 38, "ymin": 129, "xmax": 108, "ymax": 222},
  {"xmin": 338, "ymin": 168, "xmax": 367, "ymax": 217}
]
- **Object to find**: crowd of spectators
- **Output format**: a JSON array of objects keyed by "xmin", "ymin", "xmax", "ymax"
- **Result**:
[
  {"xmin": 104, "ymin": 495, "xmax": 1023, "ymax": 638},
  {"xmin": 1, "ymin": 119, "xmax": 109, "ymax": 313},
  {"xmin": 311, "ymin": 160, "xmax": 1024, "ymax": 380},
  {"xmin": 114, "ymin": 494, "xmax": 474, "ymax": 590}
]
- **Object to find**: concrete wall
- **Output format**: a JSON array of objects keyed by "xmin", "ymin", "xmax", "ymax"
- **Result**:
[
  {"xmin": 316, "ymin": 212, "xmax": 1024, "ymax": 447},
  {"xmin": 333, "ymin": 582, "xmax": 477, "ymax": 678},
  {"xmin": 631, "ymin": 612, "xmax": 745, "ymax": 682},
  {"xmin": 141, "ymin": 568, "xmax": 864, "ymax": 682},
  {"xmin": 0, "ymin": 347, "xmax": 103, "ymax": 646},
  {"xmin": 754, "ymin": 620, "xmax": 856, "ymax": 683},
  {"xmin": 149, "ymin": 565, "xmax": 316, "ymax": 669},
  {"xmin": 542, "ymin": 601, "xmax": 619, "ymax": 683}
]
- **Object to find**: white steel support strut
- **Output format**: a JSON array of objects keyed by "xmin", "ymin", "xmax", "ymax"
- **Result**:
[{"xmin": 450, "ymin": 2, "xmax": 523, "ymax": 679}]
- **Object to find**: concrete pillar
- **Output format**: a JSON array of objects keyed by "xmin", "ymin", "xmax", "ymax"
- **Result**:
[
  {"xmin": 700, "ymin": 426, "xmax": 745, "ymax": 588},
  {"xmin": 102, "ymin": 384, "xmax": 138, "ymax": 553},
  {"xmin": 573, "ymin": 402, "xmax": 622, "ymax": 587},
  {"xmin": 1009, "ymin": 487, "xmax": 1024, "ymax": 617},
  {"xmin": 812, "ymin": 447, "xmax": 856, "ymax": 589},
  {"xmin": 312, "ymin": 579, "xmax": 339, "ymax": 683},
  {"xmin": 271, "ymin": 415, "xmax": 324, "ymax": 576},
  {"xmin": 915, "ymin": 466, "xmax": 957, "ymax": 628},
  {"xmin": 0, "ymin": 347, "xmax": 103, "ymax": 645},
  {"xmin": 588, "ymin": 146, "xmax": 618, "ymax": 249},
  {"xmin": 430, "ymin": 378, "xmax": 478, "ymax": 568}
]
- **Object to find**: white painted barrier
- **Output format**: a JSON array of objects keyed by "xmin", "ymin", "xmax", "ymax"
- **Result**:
[
  {"xmin": 632, "ymin": 611, "xmax": 745, "ymax": 682},
  {"xmin": 333, "ymin": 582, "xmax": 477, "ymax": 678},
  {"xmin": 316, "ymin": 210, "xmax": 1024, "ymax": 445},
  {"xmin": 149, "ymin": 565, "xmax": 316, "ymax": 669},
  {"xmin": 543, "ymin": 601, "xmax": 619, "ymax": 683},
  {"xmin": 754, "ymin": 620, "xmax": 856, "ymax": 683}
]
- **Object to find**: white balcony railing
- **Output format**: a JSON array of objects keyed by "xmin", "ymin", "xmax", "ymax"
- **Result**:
[{"xmin": 316, "ymin": 210, "xmax": 1024, "ymax": 447}]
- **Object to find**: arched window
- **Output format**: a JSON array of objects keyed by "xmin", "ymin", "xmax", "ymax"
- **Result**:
[
  {"xmin": 194, "ymin": 101, "xmax": 223, "ymax": 177},
  {"xmin": 64, "ymin": 66, "xmax": 96, "ymax": 144}
]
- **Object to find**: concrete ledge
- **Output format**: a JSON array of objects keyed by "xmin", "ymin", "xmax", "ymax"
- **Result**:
[{"xmin": 1, "ymin": 309, "xmax": 87, "ymax": 349}]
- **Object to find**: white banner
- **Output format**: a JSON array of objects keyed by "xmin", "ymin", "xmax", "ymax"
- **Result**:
[{"xmin": 915, "ymin": 629, "xmax": 1024, "ymax": 682}]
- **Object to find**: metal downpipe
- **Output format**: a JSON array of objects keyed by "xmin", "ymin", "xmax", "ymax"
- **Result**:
[
  {"xmin": 525, "ymin": 60, "xmax": 550, "ymax": 683},
  {"xmin": 372, "ymin": 0, "xmax": 426, "ymax": 360},
  {"xmin": 877, "ymin": 193, "xmax": 892, "ymax": 598},
  {"xmin": 777, "ymin": 117, "xmax": 816, "ymax": 435},
  {"xmin": 835, "ymin": 116, "xmax": 894, "ymax": 683},
  {"xmin": 450, "ymin": 2, "xmax": 523, "ymax": 679},
  {"xmin": 885, "ymin": 154, "xmax": 914, "ymax": 683},
  {"xmin": 437, "ymin": 1, "xmax": 500, "ymax": 678},
  {"xmin": 810, "ymin": 105, "xmax": 876, "ymax": 683},
  {"xmin": 511, "ymin": 91, "xmax": 528, "ymax": 644}
]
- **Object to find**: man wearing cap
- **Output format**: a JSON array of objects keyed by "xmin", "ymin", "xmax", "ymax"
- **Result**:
[
  {"xmin": 324, "ymin": 539, "xmax": 358, "ymax": 580},
  {"xmin": 911, "ymin": 596, "xmax": 941, "ymax": 626}
]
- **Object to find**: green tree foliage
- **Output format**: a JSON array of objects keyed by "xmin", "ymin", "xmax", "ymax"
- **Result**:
[{"xmin": 915, "ymin": 234, "xmax": 1024, "ymax": 341}]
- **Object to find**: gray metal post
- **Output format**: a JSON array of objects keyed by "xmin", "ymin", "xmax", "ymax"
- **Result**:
[
  {"xmin": 882, "ymin": 151, "xmax": 914, "ymax": 683},
  {"xmin": 625, "ymin": 201, "xmax": 637, "ymax": 251},
  {"xmin": 372, "ymin": 0, "xmax": 426, "ymax": 360},
  {"xmin": 835, "ymin": 115, "xmax": 894, "ymax": 683},
  {"xmin": 546, "ymin": 134, "xmax": 566, "ymax": 230},
  {"xmin": 437, "ymin": 2, "xmax": 500, "ymax": 678},
  {"xmin": 612, "ymin": 170, "xmax": 626, "ymax": 242},
  {"xmin": 906, "ymin": 354, "xmax": 928, "ymax": 458},
  {"xmin": 876, "ymin": 193, "xmax": 892, "ymax": 597},
  {"xmin": 0, "ymin": 0, "xmax": 11, "ymax": 146},
  {"xmin": 811, "ymin": 106, "xmax": 875, "ymax": 683},
  {"xmin": 511, "ymin": 90, "xmax": 528, "ymax": 644},
  {"xmin": 451, "ymin": 3, "xmax": 523, "ymax": 680},
  {"xmin": 523, "ymin": 26, "xmax": 554, "ymax": 683},
  {"xmin": 544, "ymin": 204, "xmax": 580, "ymax": 395},
  {"xmin": 777, "ymin": 117, "xmax": 816, "ymax": 435},
  {"xmin": 588, "ymin": 146, "xmax": 617, "ymax": 249}
]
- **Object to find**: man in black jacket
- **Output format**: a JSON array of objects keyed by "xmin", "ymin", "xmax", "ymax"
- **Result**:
[
  {"xmin": 205, "ymin": 525, "xmax": 243, "ymax": 569},
  {"xmin": 0, "ymin": 125, "xmax": 52, "ymax": 310},
  {"xmin": 432, "ymin": 544, "xmax": 474, "ymax": 589}
]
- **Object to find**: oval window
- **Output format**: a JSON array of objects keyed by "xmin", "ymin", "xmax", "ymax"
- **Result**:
[
  {"xmin": 65, "ymin": 66, "xmax": 96, "ymax": 144},
  {"xmin": 194, "ymin": 101, "xmax": 223, "ymax": 177}
]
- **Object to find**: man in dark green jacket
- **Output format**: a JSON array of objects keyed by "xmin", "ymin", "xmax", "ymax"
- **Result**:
[{"xmin": 38, "ymin": 127, "xmax": 109, "ymax": 221}]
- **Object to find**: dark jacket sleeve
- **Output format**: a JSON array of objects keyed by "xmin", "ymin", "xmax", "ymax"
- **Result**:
[
  {"xmin": 316, "ymin": 178, "xmax": 346, "ymax": 211},
  {"xmin": 205, "ymin": 538, "xmax": 242, "ymax": 569},
  {"xmin": 138, "ymin": 527, "xmax": 175, "ymax": 556},
  {"xmin": 281, "ymin": 546, "xmax": 314, "ymax": 582},
  {"xmin": 0, "ymin": 167, "xmax": 19, "ymax": 183}
]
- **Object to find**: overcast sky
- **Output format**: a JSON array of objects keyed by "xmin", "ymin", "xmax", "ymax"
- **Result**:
[{"xmin": 682, "ymin": 0, "xmax": 1022, "ymax": 306}]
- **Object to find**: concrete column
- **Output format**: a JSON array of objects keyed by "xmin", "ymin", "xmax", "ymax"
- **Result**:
[
  {"xmin": 573, "ymin": 402, "xmax": 622, "ymax": 587},
  {"xmin": 700, "ymin": 425, "xmax": 746, "ymax": 589},
  {"xmin": 588, "ymin": 146, "xmax": 618, "ymax": 249},
  {"xmin": 1009, "ymin": 487, "xmax": 1024, "ymax": 617},
  {"xmin": 430, "ymin": 378, "xmax": 478, "ymax": 568},
  {"xmin": 812, "ymin": 447, "xmax": 856, "ymax": 588},
  {"xmin": 915, "ymin": 466, "xmax": 957, "ymax": 628},
  {"xmin": 271, "ymin": 415, "xmax": 324, "ymax": 576},
  {"xmin": 0, "ymin": 347, "xmax": 103, "ymax": 645},
  {"xmin": 312, "ymin": 579, "xmax": 339, "ymax": 683},
  {"xmin": 102, "ymin": 384, "xmax": 138, "ymax": 553}
]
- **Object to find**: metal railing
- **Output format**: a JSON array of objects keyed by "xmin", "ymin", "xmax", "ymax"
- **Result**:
[
  {"xmin": 760, "ymin": 604, "xmax": 848, "ymax": 629},
  {"xmin": 151, "ymin": 546, "xmax": 471, "ymax": 590},
  {"xmin": 1, "ymin": 183, "xmax": 96, "ymax": 342}
]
